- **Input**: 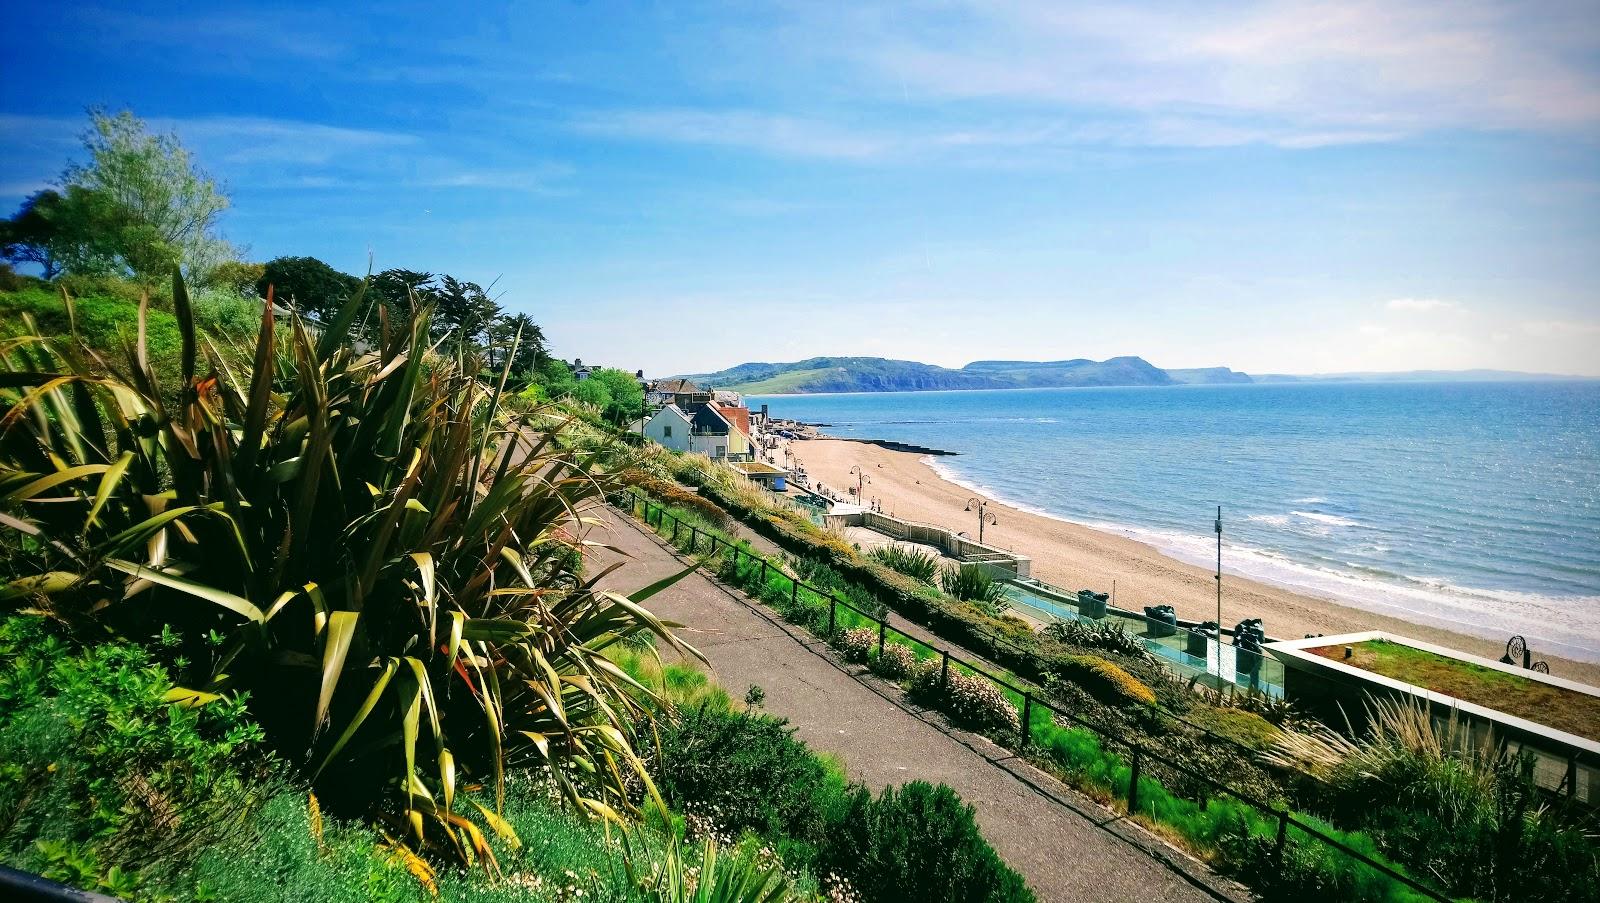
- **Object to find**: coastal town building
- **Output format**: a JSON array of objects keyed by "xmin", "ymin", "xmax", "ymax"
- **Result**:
[
  {"xmin": 642, "ymin": 402, "xmax": 749, "ymax": 460},
  {"xmin": 648, "ymin": 378, "xmax": 711, "ymax": 408}
]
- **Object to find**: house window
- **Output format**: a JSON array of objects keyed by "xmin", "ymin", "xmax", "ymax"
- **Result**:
[
  {"xmin": 715, "ymin": 445, "xmax": 725, "ymax": 458},
  {"xmin": 663, "ymin": 425, "xmax": 672, "ymax": 437}
]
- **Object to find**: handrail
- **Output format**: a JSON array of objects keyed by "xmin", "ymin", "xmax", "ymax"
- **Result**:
[
  {"xmin": 620, "ymin": 489, "xmax": 1459, "ymax": 903},
  {"xmin": 0, "ymin": 864, "xmax": 122, "ymax": 902}
]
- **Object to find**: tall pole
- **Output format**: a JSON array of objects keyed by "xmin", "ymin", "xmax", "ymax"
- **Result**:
[
  {"xmin": 977, "ymin": 501, "xmax": 985, "ymax": 544},
  {"xmin": 1214, "ymin": 505, "xmax": 1223, "ymax": 671}
]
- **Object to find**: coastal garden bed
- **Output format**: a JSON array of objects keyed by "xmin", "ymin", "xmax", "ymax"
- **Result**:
[
  {"xmin": 614, "ymin": 477, "xmax": 1600, "ymax": 903},
  {"xmin": 1308, "ymin": 638, "xmax": 1600, "ymax": 739}
]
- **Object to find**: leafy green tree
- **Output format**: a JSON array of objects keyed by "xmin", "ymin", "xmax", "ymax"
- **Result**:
[
  {"xmin": 54, "ymin": 109, "xmax": 235, "ymax": 283},
  {"xmin": 573, "ymin": 375, "xmax": 612, "ymax": 411},
  {"xmin": 0, "ymin": 189, "xmax": 69, "ymax": 279},
  {"xmin": 202, "ymin": 260, "xmax": 265, "ymax": 296},
  {"xmin": 535, "ymin": 358, "xmax": 578, "ymax": 400},
  {"xmin": 589, "ymin": 368, "xmax": 646, "ymax": 424},
  {"xmin": 257, "ymin": 256, "xmax": 360, "ymax": 321}
]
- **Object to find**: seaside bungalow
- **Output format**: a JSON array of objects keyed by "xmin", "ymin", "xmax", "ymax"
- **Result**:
[{"xmin": 730, "ymin": 460, "xmax": 789, "ymax": 491}]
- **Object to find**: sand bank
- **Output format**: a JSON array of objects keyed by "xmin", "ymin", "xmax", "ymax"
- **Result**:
[{"xmin": 787, "ymin": 437, "xmax": 1600, "ymax": 687}]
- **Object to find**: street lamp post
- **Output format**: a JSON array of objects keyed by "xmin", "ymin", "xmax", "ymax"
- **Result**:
[
  {"xmin": 1214, "ymin": 505, "xmax": 1223, "ymax": 668},
  {"xmin": 964, "ymin": 497, "xmax": 998, "ymax": 544},
  {"xmin": 849, "ymin": 465, "xmax": 871, "ymax": 504}
]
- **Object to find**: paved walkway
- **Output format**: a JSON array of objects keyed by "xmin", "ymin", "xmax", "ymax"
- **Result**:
[{"xmin": 590, "ymin": 511, "xmax": 1246, "ymax": 903}]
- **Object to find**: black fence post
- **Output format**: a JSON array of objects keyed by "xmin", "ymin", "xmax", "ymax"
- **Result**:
[
  {"xmin": 877, "ymin": 619, "xmax": 887, "ymax": 656},
  {"xmin": 761, "ymin": 559, "xmax": 768, "ymax": 585},
  {"xmin": 1021, "ymin": 693, "xmax": 1032, "ymax": 747},
  {"xmin": 671, "ymin": 520, "xmax": 679, "ymax": 543},
  {"xmin": 1566, "ymin": 757, "xmax": 1578, "ymax": 797},
  {"xmin": 791, "ymin": 578, "xmax": 799, "ymax": 608},
  {"xmin": 690, "ymin": 527, "xmax": 699, "ymax": 553},
  {"xmin": 1274, "ymin": 811, "xmax": 1289, "ymax": 866},
  {"xmin": 1127, "ymin": 746, "xmax": 1142, "ymax": 815},
  {"xmin": 827, "ymin": 597, "xmax": 836, "ymax": 636},
  {"xmin": 940, "ymin": 650, "xmax": 950, "ymax": 688}
]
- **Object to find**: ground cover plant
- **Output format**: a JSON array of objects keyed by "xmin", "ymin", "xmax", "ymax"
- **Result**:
[{"xmin": 1309, "ymin": 638, "xmax": 1600, "ymax": 738}]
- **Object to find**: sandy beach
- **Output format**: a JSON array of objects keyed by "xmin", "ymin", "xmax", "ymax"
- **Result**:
[{"xmin": 785, "ymin": 437, "xmax": 1600, "ymax": 687}]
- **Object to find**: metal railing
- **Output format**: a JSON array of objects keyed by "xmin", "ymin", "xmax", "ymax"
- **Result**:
[{"xmin": 621, "ymin": 490, "xmax": 1459, "ymax": 903}]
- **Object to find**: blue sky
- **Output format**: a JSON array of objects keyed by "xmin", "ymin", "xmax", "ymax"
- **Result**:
[{"xmin": 3, "ymin": 1, "xmax": 1598, "ymax": 376}]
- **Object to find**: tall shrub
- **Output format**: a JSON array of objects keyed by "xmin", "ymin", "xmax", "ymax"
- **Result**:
[{"xmin": 0, "ymin": 271, "xmax": 698, "ymax": 866}]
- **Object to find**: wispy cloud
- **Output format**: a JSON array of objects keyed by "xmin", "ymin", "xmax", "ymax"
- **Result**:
[
  {"xmin": 1387, "ymin": 298, "xmax": 1463, "ymax": 313},
  {"xmin": 569, "ymin": 106, "xmax": 1406, "ymax": 163},
  {"xmin": 74, "ymin": 6, "xmax": 347, "ymax": 61},
  {"xmin": 1522, "ymin": 319, "xmax": 1600, "ymax": 338},
  {"xmin": 569, "ymin": 109, "xmax": 894, "ymax": 160},
  {"xmin": 788, "ymin": 0, "xmax": 1600, "ymax": 145}
]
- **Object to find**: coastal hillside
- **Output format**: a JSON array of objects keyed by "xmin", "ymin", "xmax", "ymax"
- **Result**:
[
  {"xmin": 682, "ymin": 357, "xmax": 1579, "ymax": 394},
  {"xmin": 683, "ymin": 355, "xmax": 1249, "ymax": 393}
]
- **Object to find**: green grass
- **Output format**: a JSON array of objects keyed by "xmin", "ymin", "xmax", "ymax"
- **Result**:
[{"xmin": 1311, "ymin": 639, "xmax": 1600, "ymax": 739}]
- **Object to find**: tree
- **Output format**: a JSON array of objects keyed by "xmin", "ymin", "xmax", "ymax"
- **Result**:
[
  {"xmin": 371, "ymin": 268, "xmax": 437, "ymax": 307},
  {"xmin": 486, "ymin": 312, "xmax": 548, "ymax": 375},
  {"xmin": 0, "ymin": 190, "xmax": 68, "ymax": 279},
  {"xmin": 434, "ymin": 274, "xmax": 500, "ymax": 345},
  {"xmin": 55, "ymin": 109, "xmax": 235, "ymax": 283},
  {"xmin": 573, "ymin": 376, "xmax": 612, "ymax": 412},
  {"xmin": 589, "ymin": 368, "xmax": 647, "ymax": 425},
  {"xmin": 535, "ymin": 357, "xmax": 578, "ymax": 400},
  {"xmin": 257, "ymin": 256, "xmax": 361, "ymax": 321},
  {"xmin": 202, "ymin": 260, "xmax": 265, "ymax": 296}
]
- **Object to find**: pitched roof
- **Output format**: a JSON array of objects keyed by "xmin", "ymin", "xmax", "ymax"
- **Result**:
[
  {"xmin": 656, "ymin": 378, "xmax": 701, "ymax": 394},
  {"xmin": 650, "ymin": 404, "xmax": 693, "ymax": 425},
  {"xmin": 714, "ymin": 403, "xmax": 751, "ymax": 439}
]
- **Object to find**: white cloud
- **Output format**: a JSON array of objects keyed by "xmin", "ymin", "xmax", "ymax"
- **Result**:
[
  {"xmin": 799, "ymin": 1, "xmax": 1600, "ymax": 142},
  {"xmin": 1387, "ymin": 298, "xmax": 1463, "ymax": 313},
  {"xmin": 569, "ymin": 109, "xmax": 894, "ymax": 160},
  {"xmin": 1521, "ymin": 319, "xmax": 1600, "ymax": 338}
]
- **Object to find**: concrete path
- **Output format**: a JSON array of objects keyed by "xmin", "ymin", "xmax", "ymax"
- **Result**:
[{"xmin": 589, "ymin": 511, "xmax": 1246, "ymax": 903}]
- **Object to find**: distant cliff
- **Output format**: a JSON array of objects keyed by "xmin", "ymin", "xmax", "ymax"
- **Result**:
[{"xmin": 681, "ymin": 356, "xmax": 1253, "ymax": 394}]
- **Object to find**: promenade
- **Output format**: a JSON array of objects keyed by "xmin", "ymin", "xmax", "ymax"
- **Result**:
[{"xmin": 589, "ymin": 510, "xmax": 1248, "ymax": 903}]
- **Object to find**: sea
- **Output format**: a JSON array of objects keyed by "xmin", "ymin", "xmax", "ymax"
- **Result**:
[{"xmin": 749, "ymin": 381, "xmax": 1600, "ymax": 663}]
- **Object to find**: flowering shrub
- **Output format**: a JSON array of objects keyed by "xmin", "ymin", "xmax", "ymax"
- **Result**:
[
  {"xmin": 836, "ymin": 628, "xmax": 877, "ymax": 664},
  {"xmin": 908, "ymin": 659, "xmax": 1020, "ymax": 736},
  {"xmin": 873, "ymin": 642, "xmax": 918, "ymax": 680},
  {"xmin": 1056, "ymin": 654, "xmax": 1157, "ymax": 708}
]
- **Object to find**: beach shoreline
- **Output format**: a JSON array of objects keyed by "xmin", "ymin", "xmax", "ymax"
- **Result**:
[{"xmin": 785, "ymin": 437, "xmax": 1600, "ymax": 687}]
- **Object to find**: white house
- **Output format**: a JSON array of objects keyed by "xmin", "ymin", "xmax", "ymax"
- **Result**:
[{"xmin": 642, "ymin": 403, "xmax": 737, "ymax": 459}]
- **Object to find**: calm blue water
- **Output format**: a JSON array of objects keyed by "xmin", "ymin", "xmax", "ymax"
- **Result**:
[{"xmin": 752, "ymin": 382, "xmax": 1600, "ymax": 662}]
